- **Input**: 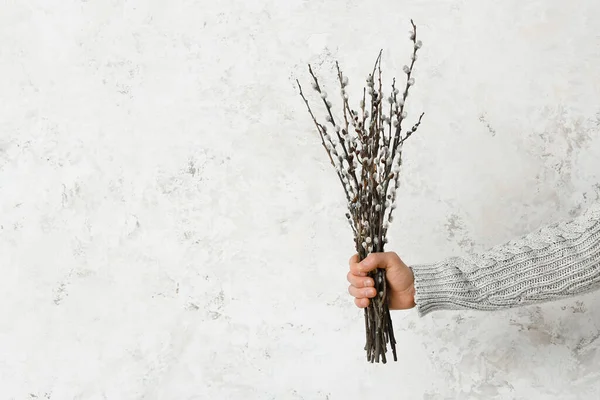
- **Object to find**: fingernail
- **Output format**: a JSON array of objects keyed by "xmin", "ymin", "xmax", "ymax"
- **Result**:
[
  {"xmin": 364, "ymin": 279, "xmax": 373, "ymax": 287},
  {"xmin": 365, "ymin": 288, "xmax": 375, "ymax": 297}
]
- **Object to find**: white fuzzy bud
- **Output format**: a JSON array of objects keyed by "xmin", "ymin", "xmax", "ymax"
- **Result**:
[
  {"xmin": 362, "ymin": 241, "xmax": 367, "ymax": 249},
  {"xmin": 364, "ymin": 111, "xmax": 369, "ymax": 119},
  {"xmin": 408, "ymin": 78, "xmax": 415, "ymax": 86},
  {"xmin": 326, "ymin": 115, "xmax": 333, "ymax": 123},
  {"xmin": 312, "ymin": 82, "xmax": 319, "ymax": 90},
  {"xmin": 415, "ymin": 40, "xmax": 423, "ymax": 49},
  {"xmin": 326, "ymin": 100, "xmax": 332, "ymax": 108},
  {"xmin": 402, "ymin": 65, "xmax": 410, "ymax": 74},
  {"xmin": 401, "ymin": 111, "xmax": 407, "ymax": 118},
  {"xmin": 398, "ymin": 98, "xmax": 405, "ymax": 106},
  {"xmin": 366, "ymin": 237, "xmax": 372, "ymax": 244},
  {"xmin": 411, "ymin": 53, "xmax": 418, "ymax": 61},
  {"xmin": 321, "ymin": 91, "xmax": 328, "ymax": 99},
  {"xmin": 374, "ymin": 238, "xmax": 379, "ymax": 245},
  {"xmin": 342, "ymin": 76, "xmax": 349, "ymax": 87},
  {"xmin": 375, "ymin": 204, "xmax": 381, "ymax": 211},
  {"xmin": 385, "ymin": 200, "xmax": 390, "ymax": 208}
]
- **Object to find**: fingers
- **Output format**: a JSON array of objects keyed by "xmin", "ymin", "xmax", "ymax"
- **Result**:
[
  {"xmin": 354, "ymin": 297, "xmax": 370, "ymax": 308},
  {"xmin": 357, "ymin": 252, "xmax": 399, "ymax": 274},
  {"xmin": 347, "ymin": 252, "xmax": 401, "ymax": 309},
  {"xmin": 346, "ymin": 270, "xmax": 374, "ymax": 288},
  {"xmin": 348, "ymin": 253, "xmax": 365, "ymax": 277},
  {"xmin": 348, "ymin": 284, "xmax": 377, "ymax": 300},
  {"xmin": 349, "ymin": 253, "xmax": 367, "ymax": 277}
]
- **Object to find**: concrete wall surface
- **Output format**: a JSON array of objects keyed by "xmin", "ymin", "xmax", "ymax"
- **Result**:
[{"xmin": 1, "ymin": 0, "xmax": 600, "ymax": 399}]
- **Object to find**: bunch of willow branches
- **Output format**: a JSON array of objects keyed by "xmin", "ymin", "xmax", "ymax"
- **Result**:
[{"xmin": 296, "ymin": 20, "xmax": 424, "ymax": 363}]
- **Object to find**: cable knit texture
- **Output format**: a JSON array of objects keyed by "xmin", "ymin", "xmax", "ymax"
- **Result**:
[{"xmin": 411, "ymin": 203, "xmax": 600, "ymax": 317}]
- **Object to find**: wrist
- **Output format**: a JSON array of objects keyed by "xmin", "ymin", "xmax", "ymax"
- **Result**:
[{"xmin": 408, "ymin": 267, "xmax": 416, "ymax": 307}]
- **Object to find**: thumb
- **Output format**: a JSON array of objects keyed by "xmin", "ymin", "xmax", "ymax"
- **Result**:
[{"xmin": 358, "ymin": 252, "xmax": 395, "ymax": 273}]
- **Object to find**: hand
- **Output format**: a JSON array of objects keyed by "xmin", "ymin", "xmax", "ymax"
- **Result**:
[{"xmin": 347, "ymin": 251, "xmax": 416, "ymax": 310}]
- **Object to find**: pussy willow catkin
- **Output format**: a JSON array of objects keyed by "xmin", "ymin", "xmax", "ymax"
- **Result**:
[{"xmin": 297, "ymin": 20, "xmax": 425, "ymax": 363}]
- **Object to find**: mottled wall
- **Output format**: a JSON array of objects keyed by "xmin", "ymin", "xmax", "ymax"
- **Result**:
[{"xmin": 1, "ymin": 0, "xmax": 600, "ymax": 399}]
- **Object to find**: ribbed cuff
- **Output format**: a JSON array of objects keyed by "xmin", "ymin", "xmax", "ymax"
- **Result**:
[{"xmin": 410, "ymin": 261, "xmax": 478, "ymax": 317}]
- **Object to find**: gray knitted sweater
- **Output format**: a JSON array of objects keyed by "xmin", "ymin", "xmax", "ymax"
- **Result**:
[{"xmin": 411, "ymin": 203, "xmax": 600, "ymax": 317}]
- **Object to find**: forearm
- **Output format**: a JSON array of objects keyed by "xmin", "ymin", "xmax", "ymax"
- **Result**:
[{"xmin": 411, "ymin": 203, "xmax": 600, "ymax": 317}]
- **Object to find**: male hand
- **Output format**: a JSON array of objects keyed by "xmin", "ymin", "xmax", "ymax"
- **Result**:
[{"xmin": 347, "ymin": 252, "xmax": 416, "ymax": 310}]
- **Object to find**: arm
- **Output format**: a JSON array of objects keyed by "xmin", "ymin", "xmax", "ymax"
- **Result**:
[{"xmin": 411, "ymin": 203, "xmax": 600, "ymax": 316}]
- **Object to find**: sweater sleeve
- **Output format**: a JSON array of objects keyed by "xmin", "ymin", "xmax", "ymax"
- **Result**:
[{"xmin": 410, "ymin": 203, "xmax": 600, "ymax": 317}]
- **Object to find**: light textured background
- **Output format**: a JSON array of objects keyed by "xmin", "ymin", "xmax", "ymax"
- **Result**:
[{"xmin": 1, "ymin": 0, "xmax": 600, "ymax": 399}]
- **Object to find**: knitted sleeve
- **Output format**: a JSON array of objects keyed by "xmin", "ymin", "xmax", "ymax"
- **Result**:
[{"xmin": 410, "ymin": 203, "xmax": 600, "ymax": 317}]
